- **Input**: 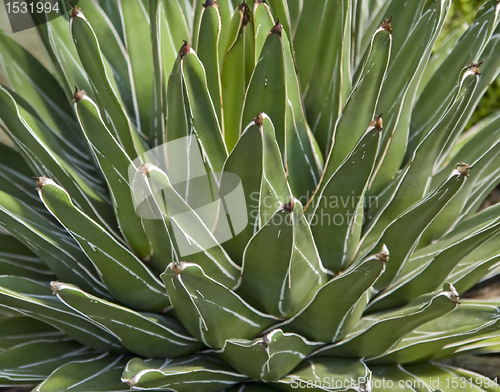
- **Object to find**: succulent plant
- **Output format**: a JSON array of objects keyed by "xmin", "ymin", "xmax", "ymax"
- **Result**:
[{"xmin": 1, "ymin": 0, "xmax": 500, "ymax": 390}]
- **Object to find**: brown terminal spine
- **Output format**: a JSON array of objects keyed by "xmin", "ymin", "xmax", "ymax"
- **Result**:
[
  {"xmin": 68, "ymin": 2, "xmax": 83, "ymax": 18},
  {"xmin": 456, "ymin": 162, "xmax": 471, "ymax": 177},
  {"xmin": 73, "ymin": 86, "xmax": 88, "ymax": 103},
  {"xmin": 467, "ymin": 61, "xmax": 483, "ymax": 76},
  {"xmin": 254, "ymin": 113, "xmax": 264, "ymax": 127},
  {"xmin": 381, "ymin": 16, "xmax": 392, "ymax": 33},
  {"xmin": 270, "ymin": 20, "xmax": 282, "ymax": 36},
  {"xmin": 179, "ymin": 40, "xmax": 191, "ymax": 58},
  {"xmin": 370, "ymin": 114, "xmax": 383, "ymax": 131},
  {"xmin": 282, "ymin": 199, "xmax": 295, "ymax": 212}
]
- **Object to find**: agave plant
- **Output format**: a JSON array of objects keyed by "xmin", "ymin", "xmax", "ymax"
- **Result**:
[{"xmin": 1, "ymin": 0, "xmax": 500, "ymax": 390}]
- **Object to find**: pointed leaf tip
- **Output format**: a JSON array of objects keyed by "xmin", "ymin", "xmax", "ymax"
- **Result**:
[
  {"xmin": 35, "ymin": 176, "xmax": 55, "ymax": 191},
  {"xmin": 68, "ymin": 2, "xmax": 83, "ymax": 18},
  {"xmin": 254, "ymin": 113, "xmax": 264, "ymax": 127},
  {"xmin": 445, "ymin": 283, "xmax": 460, "ymax": 304},
  {"xmin": 73, "ymin": 86, "xmax": 88, "ymax": 103},
  {"xmin": 381, "ymin": 16, "xmax": 393, "ymax": 32},
  {"xmin": 270, "ymin": 20, "xmax": 283, "ymax": 36},
  {"xmin": 203, "ymin": 0, "xmax": 217, "ymax": 8},
  {"xmin": 370, "ymin": 114, "xmax": 384, "ymax": 131},
  {"xmin": 467, "ymin": 61, "xmax": 483, "ymax": 75},
  {"xmin": 171, "ymin": 262, "xmax": 186, "ymax": 275},
  {"xmin": 455, "ymin": 162, "xmax": 471, "ymax": 177},
  {"xmin": 375, "ymin": 244, "xmax": 390, "ymax": 262},
  {"xmin": 179, "ymin": 41, "xmax": 191, "ymax": 58},
  {"xmin": 282, "ymin": 199, "xmax": 295, "ymax": 212}
]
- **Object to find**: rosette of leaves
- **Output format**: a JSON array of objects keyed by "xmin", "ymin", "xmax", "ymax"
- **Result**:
[{"xmin": 1, "ymin": 0, "xmax": 500, "ymax": 391}]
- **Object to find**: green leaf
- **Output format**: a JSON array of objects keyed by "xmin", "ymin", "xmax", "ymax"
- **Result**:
[
  {"xmin": 369, "ymin": 0, "xmax": 449, "ymax": 194},
  {"xmin": 316, "ymin": 288, "xmax": 459, "ymax": 359},
  {"xmin": 166, "ymin": 48, "xmax": 227, "ymax": 172},
  {"xmin": 196, "ymin": 3, "xmax": 223, "ymax": 125},
  {"xmin": 302, "ymin": 0, "xmax": 351, "ymax": 157},
  {"xmin": 323, "ymin": 26, "xmax": 390, "ymax": 178},
  {"xmin": 0, "ymin": 233, "xmax": 55, "ymax": 282},
  {"xmin": 410, "ymin": 1, "xmax": 500, "ymax": 149},
  {"xmin": 0, "ymin": 316, "xmax": 65, "ymax": 350},
  {"xmin": 0, "ymin": 32, "xmax": 83, "ymax": 151},
  {"xmin": 0, "ymin": 143, "xmax": 46, "ymax": 213},
  {"xmin": 0, "ymin": 191, "xmax": 108, "ymax": 298},
  {"xmin": 74, "ymin": 93, "xmax": 152, "ymax": 260},
  {"xmin": 34, "ymin": 353, "xmax": 130, "ymax": 392},
  {"xmin": 367, "ymin": 215, "xmax": 500, "ymax": 312},
  {"xmin": 161, "ymin": 263, "xmax": 276, "ymax": 349},
  {"xmin": 237, "ymin": 199, "xmax": 327, "ymax": 318},
  {"xmin": 76, "ymin": 0, "xmax": 135, "ymax": 120},
  {"xmin": 370, "ymin": 301, "xmax": 500, "ymax": 365},
  {"xmin": 51, "ymin": 282, "xmax": 202, "ymax": 358},
  {"xmin": 220, "ymin": 4, "xmax": 255, "ymax": 152},
  {"xmin": 242, "ymin": 25, "xmax": 320, "ymax": 197},
  {"xmin": 0, "ymin": 86, "xmax": 114, "ymax": 229},
  {"xmin": 310, "ymin": 126, "xmax": 381, "ymax": 272},
  {"xmin": 221, "ymin": 115, "xmax": 291, "ymax": 264},
  {"xmin": 118, "ymin": 0, "xmax": 154, "ymax": 136},
  {"xmin": 253, "ymin": 1, "xmax": 275, "ymax": 60},
  {"xmin": 0, "ymin": 340, "xmax": 96, "ymax": 385},
  {"xmin": 359, "ymin": 168, "xmax": 469, "ymax": 291},
  {"xmin": 37, "ymin": 179, "xmax": 170, "ymax": 313},
  {"xmin": 69, "ymin": 10, "xmax": 146, "ymax": 158},
  {"xmin": 122, "ymin": 356, "xmax": 246, "ymax": 391},
  {"xmin": 0, "ymin": 276, "xmax": 124, "ymax": 352},
  {"xmin": 137, "ymin": 164, "xmax": 240, "ymax": 287},
  {"xmin": 283, "ymin": 253, "xmax": 385, "ymax": 343},
  {"xmin": 365, "ymin": 69, "xmax": 479, "ymax": 245},
  {"xmin": 215, "ymin": 329, "xmax": 322, "ymax": 382}
]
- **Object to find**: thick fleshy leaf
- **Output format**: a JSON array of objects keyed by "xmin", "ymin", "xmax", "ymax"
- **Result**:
[
  {"xmin": 122, "ymin": 356, "xmax": 246, "ymax": 391},
  {"xmin": 0, "ymin": 340, "xmax": 96, "ymax": 385},
  {"xmin": 215, "ymin": 329, "xmax": 322, "ymax": 382},
  {"xmin": 0, "ymin": 276, "xmax": 124, "ymax": 352},
  {"xmin": 367, "ymin": 215, "xmax": 500, "ymax": 313},
  {"xmin": 364, "ymin": 69, "xmax": 479, "ymax": 246},
  {"xmin": 220, "ymin": 3, "xmax": 255, "ymax": 152},
  {"xmin": 282, "ymin": 253, "xmax": 385, "ymax": 343},
  {"xmin": 370, "ymin": 301, "xmax": 500, "ymax": 365},
  {"xmin": 241, "ymin": 24, "xmax": 320, "ymax": 198},
  {"xmin": 0, "ymin": 233, "xmax": 55, "ymax": 282},
  {"xmin": 76, "ymin": 0, "xmax": 135, "ymax": 119},
  {"xmin": 37, "ymin": 178, "xmax": 170, "ymax": 313},
  {"xmin": 369, "ymin": 0, "xmax": 450, "ymax": 194},
  {"xmin": 34, "ymin": 353, "xmax": 130, "ymax": 392},
  {"xmin": 0, "ymin": 86, "xmax": 113, "ymax": 228},
  {"xmin": 315, "ymin": 288, "xmax": 459, "ymax": 359},
  {"xmin": 221, "ymin": 115, "xmax": 291, "ymax": 264},
  {"xmin": 0, "ymin": 191, "xmax": 108, "ymax": 298},
  {"xmin": 51, "ymin": 282, "xmax": 202, "ymax": 358},
  {"xmin": 118, "ymin": 0, "xmax": 153, "ymax": 136},
  {"xmin": 136, "ymin": 163, "xmax": 240, "ymax": 287},
  {"xmin": 0, "ymin": 32, "xmax": 83, "ymax": 150},
  {"xmin": 322, "ymin": 26, "xmax": 390, "ymax": 178},
  {"xmin": 161, "ymin": 263, "xmax": 276, "ymax": 349},
  {"xmin": 165, "ymin": 47, "xmax": 227, "ymax": 172},
  {"xmin": 0, "ymin": 316, "xmax": 65, "ymax": 350},
  {"xmin": 69, "ymin": 8, "xmax": 146, "ymax": 158},
  {"xmin": 196, "ymin": 3, "xmax": 222, "ymax": 124},
  {"xmin": 302, "ymin": 0, "xmax": 351, "ymax": 157},
  {"xmin": 410, "ymin": 1, "xmax": 500, "ymax": 149},
  {"xmin": 74, "ymin": 92, "xmax": 152, "ymax": 259},
  {"xmin": 0, "ymin": 142, "xmax": 45, "ymax": 213},
  {"xmin": 236, "ymin": 200, "xmax": 327, "ymax": 318},
  {"xmin": 359, "ymin": 167, "xmax": 469, "ymax": 291},
  {"xmin": 310, "ymin": 126, "xmax": 381, "ymax": 272},
  {"xmin": 274, "ymin": 358, "xmax": 370, "ymax": 392},
  {"xmin": 253, "ymin": 1, "xmax": 275, "ymax": 59}
]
